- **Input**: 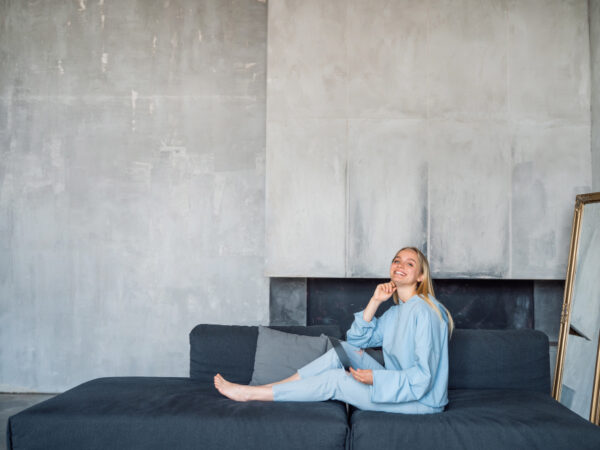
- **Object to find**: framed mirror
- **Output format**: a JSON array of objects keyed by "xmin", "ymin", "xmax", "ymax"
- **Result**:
[{"xmin": 552, "ymin": 192, "xmax": 600, "ymax": 424}]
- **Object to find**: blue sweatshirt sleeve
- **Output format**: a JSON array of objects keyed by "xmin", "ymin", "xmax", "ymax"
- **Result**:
[
  {"xmin": 346, "ymin": 310, "xmax": 386, "ymax": 348},
  {"xmin": 370, "ymin": 307, "xmax": 445, "ymax": 403}
]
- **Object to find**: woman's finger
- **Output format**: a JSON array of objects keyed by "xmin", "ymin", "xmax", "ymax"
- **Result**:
[{"xmin": 351, "ymin": 369, "xmax": 364, "ymax": 383}]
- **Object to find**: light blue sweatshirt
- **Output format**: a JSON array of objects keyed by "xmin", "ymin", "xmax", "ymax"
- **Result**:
[{"xmin": 346, "ymin": 294, "xmax": 449, "ymax": 408}]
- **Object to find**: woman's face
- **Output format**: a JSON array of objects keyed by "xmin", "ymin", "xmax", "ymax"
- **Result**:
[{"xmin": 390, "ymin": 249, "xmax": 424, "ymax": 286}]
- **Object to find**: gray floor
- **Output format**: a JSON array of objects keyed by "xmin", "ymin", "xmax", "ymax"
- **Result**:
[{"xmin": 1, "ymin": 394, "xmax": 56, "ymax": 450}]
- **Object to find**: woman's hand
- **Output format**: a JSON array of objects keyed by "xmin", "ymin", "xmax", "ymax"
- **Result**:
[
  {"xmin": 349, "ymin": 367, "xmax": 373, "ymax": 385},
  {"xmin": 362, "ymin": 282, "xmax": 396, "ymax": 322},
  {"xmin": 371, "ymin": 282, "xmax": 397, "ymax": 303}
]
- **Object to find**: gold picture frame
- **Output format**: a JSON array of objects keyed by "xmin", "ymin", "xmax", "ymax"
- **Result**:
[{"xmin": 552, "ymin": 192, "xmax": 600, "ymax": 425}]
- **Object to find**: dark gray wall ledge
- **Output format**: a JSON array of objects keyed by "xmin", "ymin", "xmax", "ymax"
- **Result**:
[{"xmin": 270, "ymin": 278, "xmax": 564, "ymax": 347}]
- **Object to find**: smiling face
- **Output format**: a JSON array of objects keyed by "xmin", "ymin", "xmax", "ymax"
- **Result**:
[{"xmin": 390, "ymin": 249, "xmax": 424, "ymax": 287}]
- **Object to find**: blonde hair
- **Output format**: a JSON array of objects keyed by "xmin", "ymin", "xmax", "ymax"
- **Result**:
[{"xmin": 391, "ymin": 247, "xmax": 454, "ymax": 336}]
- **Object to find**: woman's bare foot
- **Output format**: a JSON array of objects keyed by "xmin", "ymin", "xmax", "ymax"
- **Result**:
[
  {"xmin": 214, "ymin": 374, "xmax": 253, "ymax": 401},
  {"xmin": 213, "ymin": 374, "xmax": 278, "ymax": 402}
]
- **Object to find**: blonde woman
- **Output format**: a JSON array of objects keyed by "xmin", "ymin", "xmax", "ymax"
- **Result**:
[{"xmin": 214, "ymin": 247, "xmax": 454, "ymax": 414}]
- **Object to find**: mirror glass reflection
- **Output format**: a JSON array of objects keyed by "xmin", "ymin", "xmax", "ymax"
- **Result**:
[{"xmin": 560, "ymin": 201, "xmax": 600, "ymax": 419}]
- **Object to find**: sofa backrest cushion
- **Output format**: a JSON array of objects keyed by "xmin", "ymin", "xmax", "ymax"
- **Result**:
[
  {"xmin": 189, "ymin": 324, "xmax": 342, "ymax": 383},
  {"xmin": 448, "ymin": 329, "xmax": 550, "ymax": 393}
]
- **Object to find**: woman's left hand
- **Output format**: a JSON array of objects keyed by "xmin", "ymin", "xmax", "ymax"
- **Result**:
[{"xmin": 349, "ymin": 367, "xmax": 373, "ymax": 385}]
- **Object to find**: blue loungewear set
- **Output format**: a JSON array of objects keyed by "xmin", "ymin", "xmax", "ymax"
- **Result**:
[{"xmin": 272, "ymin": 294, "xmax": 450, "ymax": 414}]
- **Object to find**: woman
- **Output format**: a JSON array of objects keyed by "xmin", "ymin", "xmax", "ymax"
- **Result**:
[{"xmin": 214, "ymin": 247, "xmax": 454, "ymax": 414}]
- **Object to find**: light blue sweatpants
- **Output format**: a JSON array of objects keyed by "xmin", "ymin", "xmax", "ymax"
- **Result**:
[{"xmin": 272, "ymin": 341, "xmax": 442, "ymax": 414}]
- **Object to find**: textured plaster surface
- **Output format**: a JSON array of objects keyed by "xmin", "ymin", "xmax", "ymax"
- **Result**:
[
  {"xmin": 0, "ymin": 0, "xmax": 268, "ymax": 392},
  {"xmin": 269, "ymin": 278, "xmax": 307, "ymax": 326},
  {"xmin": 347, "ymin": 119, "xmax": 428, "ymax": 277},
  {"xmin": 266, "ymin": 0, "xmax": 592, "ymax": 278},
  {"xmin": 266, "ymin": 118, "xmax": 347, "ymax": 276}
]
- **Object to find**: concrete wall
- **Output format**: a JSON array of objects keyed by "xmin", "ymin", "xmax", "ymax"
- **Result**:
[
  {"xmin": 0, "ymin": 0, "xmax": 596, "ymax": 394},
  {"xmin": 0, "ymin": 0, "xmax": 268, "ymax": 392},
  {"xmin": 592, "ymin": 0, "xmax": 600, "ymax": 190},
  {"xmin": 266, "ymin": 0, "xmax": 592, "ymax": 279}
]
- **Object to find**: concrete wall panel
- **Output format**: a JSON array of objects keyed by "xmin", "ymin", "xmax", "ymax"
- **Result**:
[
  {"xmin": 511, "ymin": 124, "xmax": 591, "ymax": 278},
  {"xmin": 428, "ymin": 0, "xmax": 508, "ymax": 120},
  {"xmin": 267, "ymin": 0, "xmax": 346, "ymax": 119},
  {"xmin": 508, "ymin": 0, "xmax": 590, "ymax": 122},
  {"xmin": 347, "ymin": 119, "xmax": 428, "ymax": 276},
  {"xmin": 346, "ymin": 0, "xmax": 428, "ymax": 119},
  {"xmin": 266, "ymin": 119, "xmax": 346, "ymax": 276},
  {"xmin": 429, "ymin": 121, "xmax": 511, "ymax": 277},
  {"xmin": 270, "ymin": 278, "xmax": 307, "ymax": 325},
  {"xmin": 267, "ymin": 0, "xmax": 590, "ymax": 279}
]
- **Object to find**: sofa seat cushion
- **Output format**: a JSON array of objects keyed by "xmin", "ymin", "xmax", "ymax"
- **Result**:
[
  {"xmin": 7, "ymin": 377, "xmax": 349, "ymax": 450},
  {"xmin": 350, "ymin": 389, "xmax": 600, "ymax": 450}
]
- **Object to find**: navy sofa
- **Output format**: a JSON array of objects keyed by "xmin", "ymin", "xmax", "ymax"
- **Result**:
[{"xmin": 7, "ymin": 325, "xmax": 600, "ymax": 449}]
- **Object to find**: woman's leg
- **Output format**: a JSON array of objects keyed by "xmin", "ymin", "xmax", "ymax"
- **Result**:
[
  {"xmin": 340, "ymin": 341, "xmax": 385, "ymax": 371},
  {"xmin": 273, "ymin": 369, "xmax": 442, "ymax": 414},
  {"xmin": 298, "ymin": 342, "xmax": 384, "ymax": 379},
  {"xmin": 214, "ymin": 371, "xmax": 303, "ymax": 401},
  {"xmin": 214, "ymin": 342, "xmax": 384, "ymax": 403},
  {"xmin": 271, "ymin": 344, "xmax": 385, "ymax": 403},
  {"xmin": 264, "ymin": 372, "xmax": 300, "ymax": 387}
]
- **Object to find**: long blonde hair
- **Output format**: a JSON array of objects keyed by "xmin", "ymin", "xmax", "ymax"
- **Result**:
[{"xmin": 391, "ymin": 247, "xmax": 454, "ymax": 336}]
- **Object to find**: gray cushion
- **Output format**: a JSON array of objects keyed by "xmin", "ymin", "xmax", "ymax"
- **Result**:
[{"xmin": 249, "ymin": 326, "xmax": 329, "ymax": 385}]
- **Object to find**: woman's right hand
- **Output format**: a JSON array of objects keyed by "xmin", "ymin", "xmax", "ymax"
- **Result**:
[{"xmin": 371, "ymin": 282, "xmax": 397, "ymax": 304}]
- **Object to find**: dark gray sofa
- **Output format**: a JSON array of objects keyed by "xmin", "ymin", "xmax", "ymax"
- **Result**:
[
  {"xmin": 7, "ymin": 325, "xmax": 600, "ymax": 449},
  {"xmin": 351, "ymin": 329, "xmax": 600, "ymax": 449},
  {"xmin": 6, "ymin": 325, "xmax": 348, "ymax": 450}
]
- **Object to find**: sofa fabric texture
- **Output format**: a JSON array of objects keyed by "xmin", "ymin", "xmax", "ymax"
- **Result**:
[
  {"xmin": 448, "ymin": 329, "xmax": 550, "ymax": 393},
  {"xmin": 359, "ymin": 328, "xmax": 550, "ymax": 393},
  {"xmin": 7, "ymin": 377, "xmax": 349, "ymax": 450},
  {"xmin": 350, "ymin": 389, "xmax": 600, "ymax": 450}
]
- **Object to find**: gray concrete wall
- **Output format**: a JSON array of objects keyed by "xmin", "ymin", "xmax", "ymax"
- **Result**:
[
  {"xmin": 0, "ymin": 0, "xmax": 268, "ymax": 392},
  {"xmin": 266, "ymin": 0, "xmax": 592, "ymax": 279},
  {"xmin": 592, "ymin": 0, "xmax": 600, "ymax": 190}
]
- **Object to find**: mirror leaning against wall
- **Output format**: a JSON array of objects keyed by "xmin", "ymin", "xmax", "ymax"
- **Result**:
[{"xmin": 552, "ymin": 192, "xmax": 600, "ymax": 425}]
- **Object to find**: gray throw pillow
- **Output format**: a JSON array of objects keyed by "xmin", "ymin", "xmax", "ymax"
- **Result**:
[{"xmin": 249, "ymin": 326, "xmax": 329, "ymax": 385}]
